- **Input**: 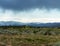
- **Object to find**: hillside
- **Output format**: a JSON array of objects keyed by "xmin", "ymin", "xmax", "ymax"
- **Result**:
[{"xmin": 0, "ymin": 21, "xmax": 60, "ymax": 27}]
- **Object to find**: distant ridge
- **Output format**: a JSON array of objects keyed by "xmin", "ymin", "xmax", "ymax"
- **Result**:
[
  {"xmin": 27, "ymin": 22, "xmax": 60, "ymax": 27},
  {"xmin": 0, "ymin": 21, "xmax": 60, "ymax": 27},
  {"xmin": 0, "ymin": 21, "xmax": 25, "ymax": 26}
]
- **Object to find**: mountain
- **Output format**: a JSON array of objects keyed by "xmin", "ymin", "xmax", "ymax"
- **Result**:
[
  {"xmin": 0, "ymin": 21, "xmax": 60, "ymax": 27},
  {"xmin": 0, "ymin": 21, "xmax": 25, "ymax": 26},
  {"xmin": 27, "ymin": 23, "xmax": 60, "ymax": 27}
]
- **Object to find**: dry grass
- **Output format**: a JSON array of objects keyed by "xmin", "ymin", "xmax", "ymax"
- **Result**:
[
  {"xmin": 0, "ymin": 26, "xmax": 59, "ymax": 46},
  {"xmin": 0, "ymin": 34, "xmax": 59, "ymax": 46}
]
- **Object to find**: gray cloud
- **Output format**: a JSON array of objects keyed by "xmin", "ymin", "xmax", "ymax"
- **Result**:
[{"xmin": 0, "ymin": 0, "xmax": 60, "ymax": 11}]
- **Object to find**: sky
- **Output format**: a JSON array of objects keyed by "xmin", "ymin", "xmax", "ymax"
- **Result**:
[{"xmin": 0, "ymin": 0, "xmax": 60, "ymax": 23}]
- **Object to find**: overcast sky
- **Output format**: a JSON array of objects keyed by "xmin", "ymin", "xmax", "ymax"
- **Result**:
[{"xmin": 0, "ymin": 0, "xmax": 60, "ymax": 23}]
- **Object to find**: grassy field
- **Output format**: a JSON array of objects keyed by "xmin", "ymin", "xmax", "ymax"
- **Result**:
[{"xmin": 0, "ymin": 26, "xmax": 60, "ymax": 46}]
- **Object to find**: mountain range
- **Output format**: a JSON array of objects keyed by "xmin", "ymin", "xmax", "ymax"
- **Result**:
[{"xmin": 0, "ymin": 21, "xmax": 60, "ymax": 27}]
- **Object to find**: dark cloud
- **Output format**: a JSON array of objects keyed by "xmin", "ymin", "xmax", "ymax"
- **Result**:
[{"xmin": 0, "ymin": 0, "xmax": 60, "ymax": 11}]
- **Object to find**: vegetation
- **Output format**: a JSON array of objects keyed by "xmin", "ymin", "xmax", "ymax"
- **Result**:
[{"xmin": 0, "ymin": 26, "xmax": 60, "ymax": 46}]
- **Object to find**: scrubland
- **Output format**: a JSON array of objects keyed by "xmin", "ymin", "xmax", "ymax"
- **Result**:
[{"xmin": 0, "ymin": 26, "xmax": 60, "ymax": 46}]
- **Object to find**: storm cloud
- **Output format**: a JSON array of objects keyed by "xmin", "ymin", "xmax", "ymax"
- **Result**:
[
  {"xmin": 0, "ymin": 0, "xmax": 60, "ymax": 11},
  {"xmin": 0, "ymin": 0, "xmax": 60, "ymax": 22}
]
